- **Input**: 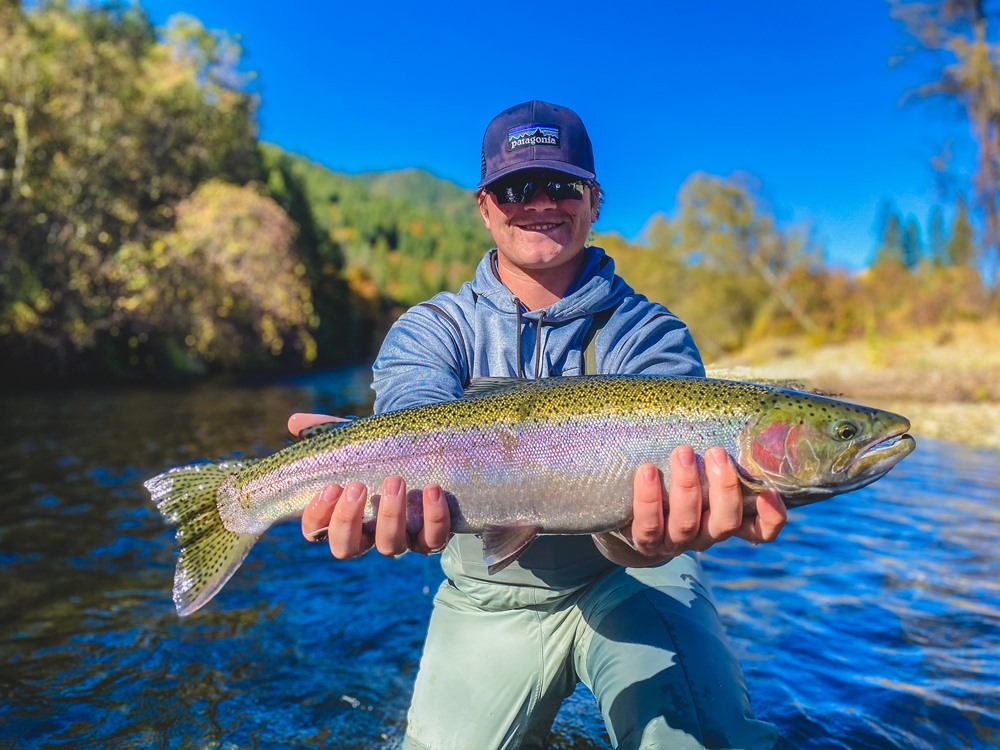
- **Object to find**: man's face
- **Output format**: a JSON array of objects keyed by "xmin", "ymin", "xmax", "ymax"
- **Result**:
[{"xmin": 479, "ymin": 171, "xmax": 598, "ymax": 273}]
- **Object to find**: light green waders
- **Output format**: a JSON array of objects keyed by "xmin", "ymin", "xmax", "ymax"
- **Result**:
[{"xmin": 402, "ymin": 551, "xmax": 777, "ymax": 750}]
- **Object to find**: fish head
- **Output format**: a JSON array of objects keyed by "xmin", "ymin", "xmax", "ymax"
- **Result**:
[{"xmin": 738, "ymin": 390, "xmax": 916, "ymax": 507}]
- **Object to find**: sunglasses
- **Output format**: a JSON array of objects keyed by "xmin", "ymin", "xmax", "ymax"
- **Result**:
[{"xmin": 486, "ymin": 171, "xmax": 590, "ymax": 205}]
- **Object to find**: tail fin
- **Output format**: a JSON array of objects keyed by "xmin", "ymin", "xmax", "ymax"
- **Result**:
[{"xmin": 145, "ymin": 460, "xmax": 262, "ymax": 616}]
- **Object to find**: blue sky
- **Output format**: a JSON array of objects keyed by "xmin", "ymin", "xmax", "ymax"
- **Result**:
[{"xmin": 139, "ymin": 0, "xmax": 969, "ymax": 271}]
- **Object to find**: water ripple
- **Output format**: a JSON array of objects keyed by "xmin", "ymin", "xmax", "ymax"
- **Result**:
[{"xmin": 0, "ymin": 376, "xmax": 997, "ymax": 749}]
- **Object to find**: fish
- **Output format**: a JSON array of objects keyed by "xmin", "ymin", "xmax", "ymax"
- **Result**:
[{"xmin": 145, "ymin": 375, "xmax": 916, "ymax": 616}]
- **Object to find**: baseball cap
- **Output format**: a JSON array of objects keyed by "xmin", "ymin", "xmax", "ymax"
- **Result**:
[{"xmin": 477, "ymin": 100, "xmax": 595, "ymax": 189}]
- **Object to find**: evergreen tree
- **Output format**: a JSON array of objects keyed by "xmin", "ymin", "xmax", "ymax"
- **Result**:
[
  {"xmin": 902, "ymin": 217, "xmax": 923, "ymax": 268},
  {"xmin": 929, "ymin": 206, "xmax": 948, "ymax": 265},
  {"xmin": 948, "ymin": 194, "xmax": 976, "ymax": 266},
  {"xmin": 874, "ymin": 201, "xmax": 905, "ymax": 266}
]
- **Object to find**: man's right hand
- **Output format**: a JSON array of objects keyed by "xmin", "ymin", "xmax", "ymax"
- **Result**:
[
  {"xmin": 301, "ymin": 476, "xmax": 452, "ymax": 558},
  {"xmin": 290, "ymin": 413, "xmax": 452, "ymax": 559}
]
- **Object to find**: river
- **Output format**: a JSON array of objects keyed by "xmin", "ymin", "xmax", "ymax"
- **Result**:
[{"xmin": 0, "ymin": 366, "xmax": 997, "ymax": 749}]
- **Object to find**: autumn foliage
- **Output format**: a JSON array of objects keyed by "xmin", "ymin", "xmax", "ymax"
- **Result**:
[{"xmin": 1, "ymin": 2, "xmax": 997, "ymax": 384}]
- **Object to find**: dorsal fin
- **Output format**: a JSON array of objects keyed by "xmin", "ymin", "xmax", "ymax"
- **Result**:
[
  {"xmin": 297, "ymin": 419, "xmax": 353, "ymax": 439},
  {"xmin": 706, "ymin": 368, "xmax": 840, "ymax": 397},
  {"xmin": 462, "ymin": 377, "xmax": 531, "ymax": 399}
]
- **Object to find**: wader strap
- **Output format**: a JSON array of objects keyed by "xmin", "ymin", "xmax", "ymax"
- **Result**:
[
  {"xmin": 581, "ymin": 308, "xmax": 615, "ymax": 375},
  {"xmin": 418, "ymin": 302, "xmax": 471, "ymax": 388}
]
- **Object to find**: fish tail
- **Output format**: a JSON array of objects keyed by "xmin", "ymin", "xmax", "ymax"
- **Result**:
[{"xmin": 145, "ymin": 460, "xmax": 262, "ymax": 616}]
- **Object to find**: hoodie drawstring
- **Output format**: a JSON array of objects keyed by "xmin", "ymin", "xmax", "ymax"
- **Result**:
[
  {"xmin": 513, "ymin": 298, "xmax": 524, "ymax": 378},
  {"xmin": 512, "ymin": 298, "xmax": 547, "ymax": 379},
  {"xmin": 533, "ymin": 311, "xmax": 547, "ymax": 380}
]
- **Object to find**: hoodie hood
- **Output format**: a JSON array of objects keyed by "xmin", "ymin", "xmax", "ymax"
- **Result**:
[{"xmin": 470, "ymin": 246, "xmax": 633, "ymax": 321}]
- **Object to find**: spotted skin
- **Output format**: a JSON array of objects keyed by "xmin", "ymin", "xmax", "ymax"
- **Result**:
[{"xmin": 145, "ymin": 375, "xmax": 915, "ymax": 615}]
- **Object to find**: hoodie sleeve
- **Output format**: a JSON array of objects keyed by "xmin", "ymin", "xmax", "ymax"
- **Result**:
[
  {"xmin": 599, "ymin": 295, "xmax": 706, "ymax": 377},
  {"xmin": 372, "ymin": 302, "xmax": 471, "ymax": 415}
]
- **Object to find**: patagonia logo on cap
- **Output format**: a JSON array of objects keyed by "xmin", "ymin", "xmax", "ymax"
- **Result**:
[{"xmin": 507, "ymin": 124, "xmax": 559, "ymax": 151}]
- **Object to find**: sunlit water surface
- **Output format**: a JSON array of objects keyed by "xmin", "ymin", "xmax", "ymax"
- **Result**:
[{"xmin": 0, "ymin": 367, "xmax": 997, "ymax": 749}]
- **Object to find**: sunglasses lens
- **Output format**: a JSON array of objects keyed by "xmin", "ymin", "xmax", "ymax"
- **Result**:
[
  {"xmin": 490, "ymin": 176, "xmax": 534, "ymax": 204},
  {"xmin": 546, "ymin": 178, "xmax": 585, "ymax": 201},
  {"xmin": 488, "ymin": 172, "xmax": 586, "ymax": 204}
]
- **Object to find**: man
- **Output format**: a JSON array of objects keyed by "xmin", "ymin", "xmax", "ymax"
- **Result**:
[{"xmin": 292, "ymin": 100, "xmax": 787, "ymax": 749}]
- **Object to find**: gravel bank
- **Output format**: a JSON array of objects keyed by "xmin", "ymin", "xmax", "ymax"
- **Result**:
[{"xmin": 708, "ymin": 323, "xmax": 1000, "ymax": 452}]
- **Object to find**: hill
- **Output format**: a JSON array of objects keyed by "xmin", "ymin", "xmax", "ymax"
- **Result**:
[
  {"xmin": 353, "ymin": 168, "xmax": 478, "ymax": 221},
  {"xmin": 261, "ymin": 145, "xmax": 492, "ymax": 311}
]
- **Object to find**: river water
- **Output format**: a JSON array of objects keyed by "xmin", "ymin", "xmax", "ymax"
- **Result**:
[{"xmin": 0, "ymin": 366, "xmax": 997, "ymax": 749}]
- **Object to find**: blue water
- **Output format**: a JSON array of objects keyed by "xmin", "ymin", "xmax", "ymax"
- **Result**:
[{"xmin": 0, "ymin": 366, "xmax": 997, "ymax": 749}]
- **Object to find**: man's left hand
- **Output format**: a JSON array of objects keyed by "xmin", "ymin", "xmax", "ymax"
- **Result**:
[{"xmin": 598, "ymin": 445, "xmax": 788, "ymax": 566}]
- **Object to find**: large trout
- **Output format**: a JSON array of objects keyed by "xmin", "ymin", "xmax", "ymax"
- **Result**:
[{"xmin": 146, "ymin": 375, "xmax": 915, "ymax": 615}]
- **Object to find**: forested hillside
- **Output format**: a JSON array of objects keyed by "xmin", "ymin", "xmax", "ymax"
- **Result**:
[{"xmin": 0, "ymin": 2, "xmax": 491, "ymax": 384}]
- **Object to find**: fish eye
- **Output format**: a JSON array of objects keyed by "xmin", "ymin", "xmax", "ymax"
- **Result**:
[{"xmin": 834, "ymin": 421, "xmax": 859, "ymax": 441}]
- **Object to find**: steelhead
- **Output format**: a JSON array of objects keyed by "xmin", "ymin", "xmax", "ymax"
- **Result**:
[{"xmin": 145, "ymin": 375, "xmax": 915, "ymax": 615}]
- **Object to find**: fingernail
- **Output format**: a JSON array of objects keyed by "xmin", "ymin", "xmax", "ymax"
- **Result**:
[
  {"xmin": 643, "ymin": 464, "xmax": 659, "ymax": 481},
  {"xmin": 384, "ymin": 476, "xmax": 402, "ymax": 496},
  {"xmin": 676, "ymin": 446, "xmax": 695, "ymax": 468},
  {"xmin": 345, "ymin": 484, "xmax": 365, "ymax": 503},
  {"xmin": 708, "ymin": 448, "xmax": 729, "ymax": 471}
]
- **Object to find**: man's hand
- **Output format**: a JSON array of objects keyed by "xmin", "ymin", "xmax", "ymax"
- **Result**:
[
  {"xmin": 290, "ymin": 413, "xmax": 452, "ymax": 559},
  {"xmin": 597, "ymin": 445, "xmax": 787, "ymax": 566}
]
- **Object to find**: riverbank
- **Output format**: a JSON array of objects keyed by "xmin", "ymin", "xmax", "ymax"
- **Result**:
[{"xmin": 709, "ymin": 321, "xmax": 1000, "ymax": 452}]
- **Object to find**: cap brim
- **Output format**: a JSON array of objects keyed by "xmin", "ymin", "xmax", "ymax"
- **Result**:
[{"xmin": 477, "ymin": 161, "xmax": 596, "ymax": 190}]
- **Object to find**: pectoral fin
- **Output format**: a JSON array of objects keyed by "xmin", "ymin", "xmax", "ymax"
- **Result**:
[
  {"xmin": 481, "ymin": 524, "xmax": 541, "ymax": 574},
  {"xmin": 592, "ymin": 530, "xmax": 655, "ymax": 568},
  {"xmin": 736, "ymin": 466, "xmax": 771, "ymax": 495}
]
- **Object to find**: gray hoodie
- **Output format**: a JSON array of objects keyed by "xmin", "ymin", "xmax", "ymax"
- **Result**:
[{"xmin": 372, "ymin": 246, "xmax": 705, "ymax": 589}]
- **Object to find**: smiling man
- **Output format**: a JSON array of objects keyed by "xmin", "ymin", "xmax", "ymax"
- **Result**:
[{"xmin": 298, "ymin": 100, "xmax": 787, "ymax": 749}]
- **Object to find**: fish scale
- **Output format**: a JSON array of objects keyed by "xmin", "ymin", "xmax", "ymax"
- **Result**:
[{"xmin": 145, "ymin": 375, "xmax": 915, "ymax": 615}]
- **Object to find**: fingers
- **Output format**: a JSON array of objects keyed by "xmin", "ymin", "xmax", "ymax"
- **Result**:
[
  {"xmin": 374, "ymin": 478, "xmax": 452, "ymax": 556},
  {"xmin": 303, "ymin": 476, "xmax": 452, "ymax": 560},
  {"xmin": 736, "ymin": 488, "xmax": 788, "ymax": 544},
  {"xmin": 411, "ymin": 484, "xmax": 452, "ymax": 554},
  {"xmin": 702, "ymin": 447, "xmax": 744, "ymax": 543},
  {"xmin": 665, "ymin": 446, "xmax": 702, "ymax": 546},
  {"xmin": 627, "ymin": 446, "xmax": 766, "ymax": 560},
  {"xmin": 630, "ymin": 463, "xmax": 667, "ymax": 553},
  {"xmin": 631, "ymin": 446, "xmax": 740, "ymax": 558},
  {"xmin": 302, "ymin": 484, "xmax": 340, "ymax": 542},
  {"xmin": 374, "ymin": 476, "xmax": 408, "ymax": 556},
  {"xmin": 327, "ymin": 481, "xmax": 373, "ymax": 559},
  {"xmin": 287, "ymin": 412, "xmax": 349, "ymax": 438},
  {"xmin": 301, "ymin": 481, "xmax": 373, "ymax": 559}
]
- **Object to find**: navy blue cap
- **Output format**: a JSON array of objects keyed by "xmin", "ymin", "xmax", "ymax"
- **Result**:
[{"xmin": 478, "ymin": 100, "xmax": 595, "ymax": 189}]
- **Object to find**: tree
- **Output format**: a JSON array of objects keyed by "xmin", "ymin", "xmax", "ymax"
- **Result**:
[
  {"xmin": 108, "ymin": 180, "xmax": 316, "ymax": 369},
  {"xmin": 0, "ymin": 2, "xmax": 262, "ymax": 378},
  {"xmin": 948, "ymin": 193, "xmax": 976, "ymax": 265},
  {"xmin": 873, "ymin": 200, "xmax": 906, "ymax": 267},
  {"xmin": 893, "ymin": 0, "xmax": 1000, "ymax": 280},
  {"xmin": 929, "ymin": 205, "xmax": 948, "ymax": 264},
  {"xmin": 902, "ymin": 216, "xmax": 924, "ymax": 268},
  {"xmin": 667, "ymin": 173, "xmax": 817, "ymax": 351}
]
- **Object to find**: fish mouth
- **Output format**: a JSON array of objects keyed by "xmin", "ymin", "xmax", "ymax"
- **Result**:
[{"xmin": 846, "ymin": 427, "xmax": 916, "ymax": 480}]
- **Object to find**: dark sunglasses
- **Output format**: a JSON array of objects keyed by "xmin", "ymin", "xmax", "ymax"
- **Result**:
[{"xmin": 486, "ymin": 171, "xmax": 591, "ymax": 205}]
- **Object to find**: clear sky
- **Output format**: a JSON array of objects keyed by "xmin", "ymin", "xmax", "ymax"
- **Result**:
[{"xmin": 138, "ymin": 0, "xmax": 969, "ymax": 271}]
